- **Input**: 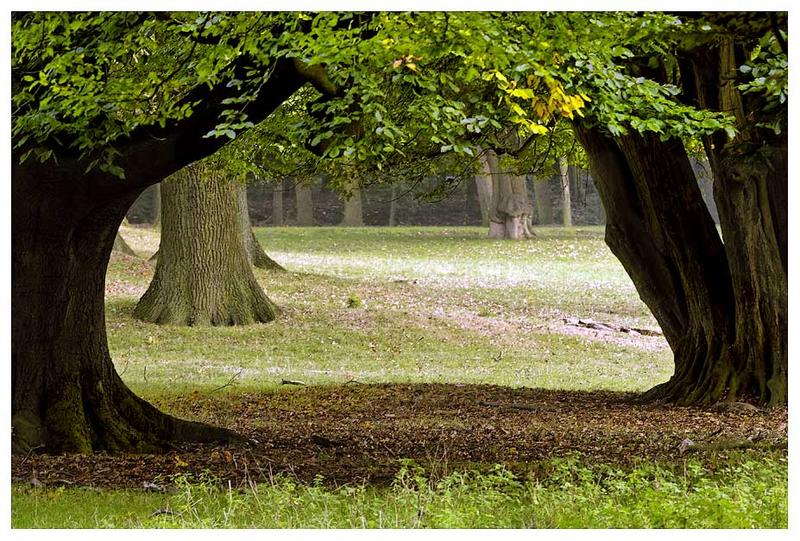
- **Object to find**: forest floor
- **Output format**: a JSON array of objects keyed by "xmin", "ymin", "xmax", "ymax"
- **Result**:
[{"xmin": 11, "ymin": 226, "xmax": 788, "ymax": 527}]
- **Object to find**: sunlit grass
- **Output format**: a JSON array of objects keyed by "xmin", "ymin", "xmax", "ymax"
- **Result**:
[
  {"xmin": 12, "ymin": 454, "xmax": 788, "ymax": 528},
  {"xmin": 108, "ymin": 225, "xmax": 672, "ymax": 400}
]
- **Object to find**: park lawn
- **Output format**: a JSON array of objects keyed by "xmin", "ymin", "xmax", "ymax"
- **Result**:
[{"xmin": 12, "ymin": 225, "xmax": 788, "ymax": 528}]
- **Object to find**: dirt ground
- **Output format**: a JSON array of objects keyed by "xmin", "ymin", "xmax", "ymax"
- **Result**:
[{"xmin": 11, "ymin": 384, "xmax": 788, "ymax": 490}]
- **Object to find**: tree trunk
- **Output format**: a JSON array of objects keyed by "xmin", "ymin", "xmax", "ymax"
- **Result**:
[
  {"xmin": 388, "ymin": 184, "xmax": 398, "ymax": 226},
  {"xmin": 113, "ymin": 232, "xmax": 137, "ymax": 257},
  {"xmin": 481, "ymin": 149, "xmax": 534, "ymax": 239},
  {"xmin": 134, "ymin": 163, "xmax": 279, "ymax": 326},
  {"xmin": 558, "ymin": 158, "xmax": 572, "ymax": 227},
  {"xmin": 474, "ymin": 171, "xmax": 493, "ymax": 228},
  {"xmin": 237, "ymin": 183, "xmax": 285, "ymax": 271},
  {"xmin": 12, "ymin": 160, "xmax": 235, "ymax": 454},
  {"xmin": 12, "ymin": 53, "xmax": 306, "ymax": 454},
  {"xmin": 340, "ymin": 179, "xmax": 364, "ymax": 227},
  {"xmin": 295, "ymin": 182, "xmax": 314, "ymax": 226},
  {"xmin": 532, "ymin": 177, "xmax": 553, "ymax": 224},
  {"xmin": 272, "ymin": 179, "xmax": 284, "ymax": 226},
  {"xmin": 152, "ymin": 182, "xmax": 161, "ymax": 228},
  {"xmin": 575, "ymin": 123, "xmax": 785, "ymax": 406}
]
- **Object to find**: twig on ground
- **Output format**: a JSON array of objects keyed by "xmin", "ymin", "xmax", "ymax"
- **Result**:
[
  {"xmin": 210, "ymin": 369, "xmax": 244, "ymax": 393},
  {"xmin": 280, "ymin": 379, "xmax": 306, "ymax": 386},
  {"xmin": 18, "ymin": 445, "xmax": 45, "ymax": 467}
]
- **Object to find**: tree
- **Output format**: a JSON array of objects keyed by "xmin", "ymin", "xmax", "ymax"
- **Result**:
[
  {"xmin": 11, "ymin": 12, "xmax": 319, "ymax": 452},
  {"xmin": 478, "ymin": 149, "xmax": 535, "ymax": 239},
  {"xmin": 339, "ymin": 178, "xmax": 365, "ymax": 227},
  {"xmin": 272, "ymin": 179, "xmax": 285, "ymax": 226},
  {"xmin": 13, "ymin": 11, "xmax": 783, "ymax": 456},
  {"xmin": 557, "ymin": 158, "xmax": 572, "ymax": 227},
  {"xmin": 573, "ymin": 12, "xmax": 787, "ymax": 405},
  {"xmin": 532, "ymin": 178, "xmax": 554, "ymax": 224},
  {"xmin": 295, "ymin": 181, "xmax": 315, "ymax": 226},
  {"xmin": 133, "ymin": 162, "xmax": 280, "ymax": 325}
]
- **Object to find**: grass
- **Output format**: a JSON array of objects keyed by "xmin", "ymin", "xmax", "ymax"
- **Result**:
[
  {"xmin": 13, "ymin": 225, "xmax": 787, "ymax": 528},
  {"xmin": 12, "ymin": 453, "xmax": 788, "ymax": 528},
  {"xmin": 106, "ymin": 225, "xmax": 672, "ymax": 399}
]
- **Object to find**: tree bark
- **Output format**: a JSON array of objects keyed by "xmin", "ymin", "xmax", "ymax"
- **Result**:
[
  {"xmin": 12, "ymin": 51, "xmax": 312, "ymax": 454},
  {"xmin": 575, "ymin": 123, "xmax": 785, "ymax": 406},
  {"xmin": 571, "ymin": 14, "xmax": 786, "ymax": 407},
  {"xmin": 558, "ymin": 158, "xmax": 572, "ymax": 227},
  {"xmin": 113, "ymin": 232, "xmax": 137, "ymax": 257},
  {"xmin": 388, "ymin": 184, "xmax": 398, "ymax": 226},
  {"xmin": 12, "ymin": 160, "xmax": 235, "ymax": 454},
  {"xmin": 532, "ymin": 177, "xmax": 554, "ymax": 225},
  {"xmin": 134, "ymin": 163, "xmax": 279, "ymax": 326},
  {"xmin": 237, "ymin": 183, "xmax": 285, "ymax": 271},
  {"xmin": 152, "ymin": 182, "xmax": 161, "ymax": 227},
  {"xmin": 474, "ymin": 171, "xmax": 493, "ymax": 228},
  {"xmin": 295, "ymin": 182, "xmax": 314, "ymax": 226},
  {"xmin": 272, "ymin": 179, "xmax": 284, "ymax": 226},
  {"xmin": 340, "ymin": 178, "xmax": 364, "ymax": 227}
]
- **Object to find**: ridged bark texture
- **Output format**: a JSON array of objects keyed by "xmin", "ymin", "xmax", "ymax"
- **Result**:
[{"xmin": 134, "ymin": 163, "xmax": 278, "ymax": 326}]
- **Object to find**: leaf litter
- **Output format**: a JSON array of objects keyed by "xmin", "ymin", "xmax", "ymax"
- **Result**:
[{"xmin": 12, "ymin": 384, "xmax": 787, "ymax": 490}]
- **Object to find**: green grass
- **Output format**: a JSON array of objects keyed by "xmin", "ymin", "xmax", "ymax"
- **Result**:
[
  {"xmin": 107, "ymin": 225, "xmax": 672, "ymax": 399},
  {"xmin": 12, "ymin": 454, "xmax": 787, "ymax": 528},
  {"xmin": 14, "ymin": 225, "xmax": 785, "ymax": 529}
]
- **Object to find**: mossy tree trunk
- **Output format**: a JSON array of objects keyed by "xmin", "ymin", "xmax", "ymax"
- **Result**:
[
  {"xmin": 236, "ymin": 183, "xmax": 285, "ymax": 271},
  {"xmin": 134, "ymin": 163, "xmax": 279, "ymax": 326},
  {"xmin": 295, "ymin": 182, "xmax": 314, "ymax": 226}
]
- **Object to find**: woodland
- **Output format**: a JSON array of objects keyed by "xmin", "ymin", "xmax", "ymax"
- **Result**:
[{"xmin": 10, "ymin": 11, "xmax": 788, "ymax": 528}]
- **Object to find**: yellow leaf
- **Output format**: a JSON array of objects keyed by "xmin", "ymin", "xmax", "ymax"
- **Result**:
[{"xmin": 406, "ymin": 63, "xmax": 418, "ymax": 72}]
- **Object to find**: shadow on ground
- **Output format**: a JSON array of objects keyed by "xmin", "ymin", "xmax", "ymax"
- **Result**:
[{"xmin": 12, "ymin": 384, "xmax": 787, "ymax": 489}]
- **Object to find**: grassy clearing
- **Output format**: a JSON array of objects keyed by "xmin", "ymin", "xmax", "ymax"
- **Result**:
[
  {"xmin": 14, "ymin": 225, "xmax": 786, "ymax": 529},
  {"xmin": 12, "ymin": 454, "xmax": 787, "ymax": 528},
  {"xmin": 107, "ymin": 225, "xmax": 672, "ymax": 399}
]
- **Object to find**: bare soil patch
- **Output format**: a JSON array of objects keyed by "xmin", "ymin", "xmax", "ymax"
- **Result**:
[{"xmin": 12, "ymin": 384, "xmax": 787, "ymax": 490}]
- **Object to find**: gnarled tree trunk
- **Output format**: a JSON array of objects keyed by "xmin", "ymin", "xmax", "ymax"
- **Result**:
[
  {"xmin": 480, "ymin": 149, "xmax": 535, "ymax": 239},
  {"xmin": 12, "ymin": 159, "xmax": 235, "ymax": 454},
  {"xmin": 134, "ymin": 163, "xmax": 279, "ymax": 326}
]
